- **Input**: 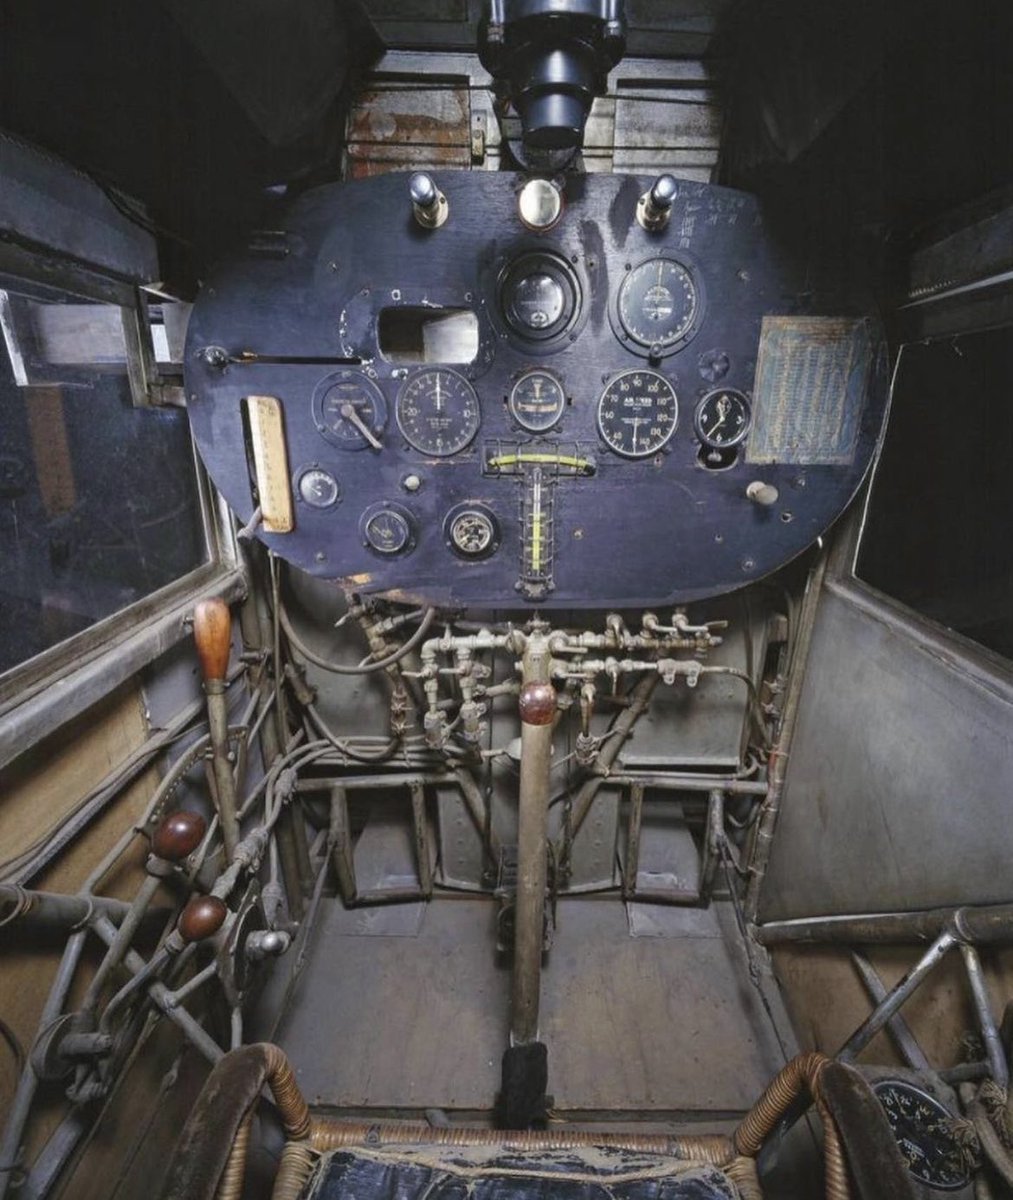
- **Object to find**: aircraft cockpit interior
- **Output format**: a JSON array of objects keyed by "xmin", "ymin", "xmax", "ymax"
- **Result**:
[{"xmin": 2, "ymin": 3, "xmax": 1013, "ymax": 1199}]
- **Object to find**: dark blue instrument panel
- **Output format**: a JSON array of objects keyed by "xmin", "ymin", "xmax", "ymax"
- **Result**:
[{"xmin": 185, "ymin": 171, "xmax": 887, "ymax": 608}]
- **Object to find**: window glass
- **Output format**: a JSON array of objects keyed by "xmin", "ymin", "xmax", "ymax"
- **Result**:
[
  {"xmin": 0, "ymin": 282, "xmax": 208, "ymax": 676},
  {"xmin": 856, "ymin": 327, "xmax": 1013, "ymax": 659}
]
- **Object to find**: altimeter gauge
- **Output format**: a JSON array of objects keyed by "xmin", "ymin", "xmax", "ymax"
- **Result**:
[
  {"xmin": 597, "ymin": 369, "xmax": 679, "ymax": 458},
  {"xmin": 397, "ymin": 368, "xmax": 481, "ymax": 457}
]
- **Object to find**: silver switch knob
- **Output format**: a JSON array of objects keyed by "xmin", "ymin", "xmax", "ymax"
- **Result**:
[{"xmin": 409, "ymin": 173, "xmax": 448, "ymax": 229}]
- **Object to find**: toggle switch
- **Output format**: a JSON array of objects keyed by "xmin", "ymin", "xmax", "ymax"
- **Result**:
[
  {"xmin": 410, "ymin": 172, "xmax": 448, "ymax": 229},
  {"xmin": 637, "ymin": 174, "xmax": 678, "ymax": 232}
]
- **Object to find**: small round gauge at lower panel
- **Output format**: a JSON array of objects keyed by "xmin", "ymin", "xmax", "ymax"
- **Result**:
[
  {"xmin": 359, "ymin": 502, "xmax": 416, "ymax": 557},
  {"xmin": 295, "ymin": 466, "xmax": 341, "ymax": 509},
  {"xmin": 444, "ymin": 503, "xmax": 500, "ymax": 560},
  {"xmin": 694, "ymin": 388, "xmax": 751, "ymax": 449},
  {"xmin": 396, "ymin": 368, "xmax": 481, "ymax": 457},
  {"xmin": 872, "ymin": 1079, "xmax": 969, "ymax": 1191},
  {"xmin": 508, "ymin": 370, "xmax": 566, "ymax": 433},
  {"xmin": 597, "ymin": 369, "xmax": 679, "ymax": 459},
  {"xmin": 312, "ymin": 370, "xmax": 387, "ymax": 450}
]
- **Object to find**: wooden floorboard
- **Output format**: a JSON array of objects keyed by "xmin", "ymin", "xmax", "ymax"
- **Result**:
[{"xmin": 257, "ymin": 896, "xmax": 785, "ymax": 1114}]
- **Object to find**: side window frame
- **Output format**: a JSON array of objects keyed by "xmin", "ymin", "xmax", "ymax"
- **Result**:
[{"xmin": 0, "ymin": 242, "xmax": 244, "ymax": 770}]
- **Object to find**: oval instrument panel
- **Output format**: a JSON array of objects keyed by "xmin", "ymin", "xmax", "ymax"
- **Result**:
[{"xmin": 185, "ymin": 171, "xmax": 888, "ymax": 608}]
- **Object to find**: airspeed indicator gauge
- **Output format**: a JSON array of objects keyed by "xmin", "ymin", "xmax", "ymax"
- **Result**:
[
  {"xmin": 397, "ymin": 368, "xmax": 481, "ymax": 457},
  {"xmin": 616, "ymin": 257, "xmax": 701, "ymax": 355},
  {"xmin": 509, "ymin": 370, "xmax": 566, "ymax": 433},
  {"xmin": 694, "ymin": 389, "xmax": 751, "ymax": 449},
  {"xmin": 597, "ymin": 370, "xmax": 678, "ymax": 458}
]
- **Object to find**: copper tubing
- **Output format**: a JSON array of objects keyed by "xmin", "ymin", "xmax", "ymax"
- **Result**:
[
  {"xmin": 215, "ymin": 1112, "xmax": 252, "ymax": 1200},
  {"xmin": 307, "ymin": 1119, "xmax": 734, "ymax": 1165},
  {"xmin": 271, "ymin": 1140, "xmax": 318, "ymax": 1200},
  {"xmin": 734, "ymin": 1052, "xmax": 849, "ymax": 1200}
]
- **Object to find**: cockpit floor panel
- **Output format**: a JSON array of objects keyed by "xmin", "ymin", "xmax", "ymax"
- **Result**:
[{"xmin": 252, "ymin": 897, "xmax": 784, "ymax": 1116}]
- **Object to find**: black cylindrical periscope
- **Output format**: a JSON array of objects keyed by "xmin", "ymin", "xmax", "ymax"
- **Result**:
[{"xmin": 480, "ymin": 1, "xmax": 626, "ymax": 162}]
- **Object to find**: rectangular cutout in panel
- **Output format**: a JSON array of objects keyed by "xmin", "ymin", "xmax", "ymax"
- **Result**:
[
  {"xmin": 243, "ymin": 395, "xmax": 294, "ymax": 533},
  {"xmin": 377, "ymin": 306, "xmax": 479, "ymax": 364},
  {"xmin": 746, "ymin": 316, "xmax": 872, "ymax": 465}
]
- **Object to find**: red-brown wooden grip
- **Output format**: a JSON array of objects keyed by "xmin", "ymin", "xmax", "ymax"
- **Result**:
[
  {"xmin": 193, "ymin": 598, "xmax": 231, "ymax": 683},
  {"xmin": 178, "ymin": 894, "xmax": 228, "ymax": 943},
  {"xmin": 152, "ymin": 811, "xmax": 207, "ymax": 862}
]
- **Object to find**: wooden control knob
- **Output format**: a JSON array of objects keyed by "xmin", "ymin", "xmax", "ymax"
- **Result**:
[
  {"xmin": 151, "ymin": 811, "xmax": 207, "ymax": 862},
  {"xmin": 193, "ymin": 598, "xmax": 231, "ymax": 683},
  {"xmin": 177, "ymin": 895, "xmax": 228, "ymax": 943}
]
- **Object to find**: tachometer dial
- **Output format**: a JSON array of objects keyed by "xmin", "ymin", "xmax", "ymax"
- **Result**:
[
  {"xmin": 396, "ymin": 368, "xmax": 481, "ymax": 457},
  {"xmin": 597, "ymin": 370, "xmax": 678, "ymax": 458},
  {"xmin": 508, "ymin": 370, "xmax": 566, "ymax": 433},
  {"xmin": 312, "ymin": 370, "xmax": 387, "ymax": 450},
  {"xmin": 694, "ymin": 388, "xmax": 751, "ymax": 449},
  {"xmin": 872, "ymin": 1080, "xmax": 969, "ymax": 1191},
  {"xmin": 617, "ymin": 258, "xmax": 700, "ymax": 354}
]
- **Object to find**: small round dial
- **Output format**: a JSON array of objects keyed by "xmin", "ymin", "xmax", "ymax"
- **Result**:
[
  {"xmin": 312, "ymin": 370, "xmax": 387, "ymax": 450},
  {"xmin": 597, "ymin": 370, "xmax": 679, "ymax": 458},
  {"xmin": 694, "ymin": 388, "xmax": 751, "ymax": 449},
  {"xmin": 296, "ymin": 467, "xmax": 340, "ymax": 509},
  {"xmin": 445, "ymin": 504, "xmax": 499, "ymax": 559},
  {"xmin": 397, "ymin": 368, "xmax": 481, "ymax": 457},
  {"xmin": 617, "ymin": 258, "xmax": 700, "ymax": 353},
  {"xmin": 873, "ymin": 1080, "xmax": 969, "ymax": 1191},
  {"xmin": 360, "ymin": 503, "xmax": 415, "ymax": 556},
  {"xmin": 509, "ymin": 371, "xmax": 566, "ymax": 433}
]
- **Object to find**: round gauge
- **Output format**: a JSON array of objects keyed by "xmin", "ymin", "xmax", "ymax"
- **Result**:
[
  {"xmin": 396, "ymin": 368, "xmax": 481, "ymax": 457},
  {"xmin": 872, "ymin": 1080, "xmax": 969, "ymax": 1191},
  {"xmin": 509, "ymin": 371, "xmax": 566, "ymax": 433},
  {"xmin": 296, "ymin": 467, "xmax": 340, "ymax": 509},
  {"xmin": 597, "ymin": 370, "xmax": 679, "ymax": 458},
  {"xmin": 359, "ymin": 503, "xmax": 415, "ymax": 556},
  {"xmin": 445, "ymin": 504, "xmax": 500, "ymax": 559},
  {"xmin": 616, "ymin": 258, "xmax": 701, "ymax": 354},
  {"xmin": 312, "ymin": 370, "xmax": 387, "ymax": 450},
  {"xmin": 499, "ymin": 253, "xmax": 581, "ymax": 344},
  {"xmin": 694, "ymin": 388, "xmax": 751, "ymax": 449}
]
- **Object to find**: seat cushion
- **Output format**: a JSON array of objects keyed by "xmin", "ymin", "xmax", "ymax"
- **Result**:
[{"xmin": 308, "ymin": 1144, "xmax": 740, "ymax": 1200}]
